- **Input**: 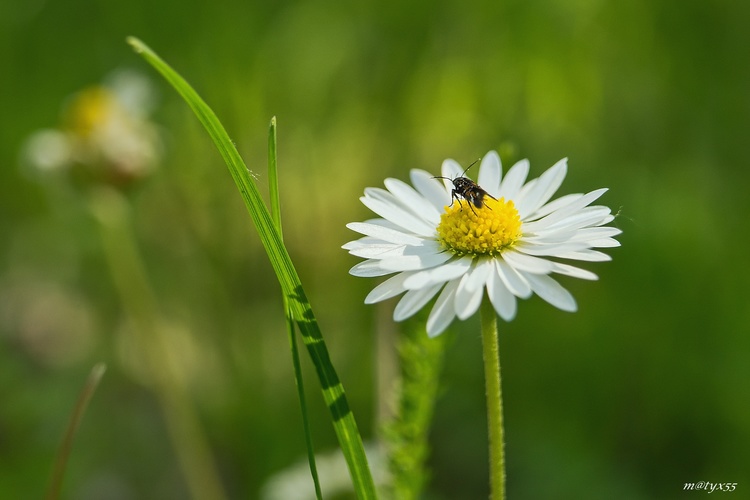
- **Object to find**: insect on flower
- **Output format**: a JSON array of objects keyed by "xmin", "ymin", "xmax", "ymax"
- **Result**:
[{"xmin": 432, "ymin": 158, "xmax": 498, "ymax": 215}]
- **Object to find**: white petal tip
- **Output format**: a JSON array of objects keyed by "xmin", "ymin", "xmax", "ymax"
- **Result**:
[{"xmin": 426, "ymin": 325, "xmax": 447, "ymax": 338}]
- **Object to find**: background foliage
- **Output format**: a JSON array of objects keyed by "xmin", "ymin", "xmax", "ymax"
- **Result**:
[{"xmin": 2, "ymin": 0, "xmax": 749, "ymax": 498}]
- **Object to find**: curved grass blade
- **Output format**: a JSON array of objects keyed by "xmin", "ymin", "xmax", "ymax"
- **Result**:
[
  {"xmin": 126, "ymin": 37, "xmax": 376, "ymax": 499},
  {"xmin": 46, "ymin": 363, "xmax": 106, "ymax": 500},
  {"xmin": 269, "ymin": 117, "xmax": 323, "ymax": 499},
  {"xmin": 268, "ymin": 117, "xmax": 283, "ymax": 233}
]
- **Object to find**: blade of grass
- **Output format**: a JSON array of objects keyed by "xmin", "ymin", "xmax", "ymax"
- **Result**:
[
  {"xmin": 269, "ymin": 117, "xmax": 323, "ymax": 499},
  {"xmin": 127, "ymin": 37, "xmax": 376, "ymax": 499},
  {"xmin": 268, "ymin": 116, "xmax": 282, "ymax": 232},
  {"xmin": 286, "ymin": 306, "xmax": 324, "ymax": 499},
  {"xmin": 46, "ymin": 363, "xmax": 106, "ymax": 500}
]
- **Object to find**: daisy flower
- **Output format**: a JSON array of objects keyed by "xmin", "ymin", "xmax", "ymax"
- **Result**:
[
  {"xmin": 343, "ymin": 151, "xmax": 620, "ymax": 337},
  {"xmin": 21, "ymin": 69, "xmax": 161, "ymax": 187}
]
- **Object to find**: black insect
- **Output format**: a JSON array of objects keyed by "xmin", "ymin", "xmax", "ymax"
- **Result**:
[{"xmin": 433, "ymin": 159, "xmax": 497, "ymax": 215}]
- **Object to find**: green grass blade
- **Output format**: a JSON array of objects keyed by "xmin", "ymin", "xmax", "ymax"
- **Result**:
[
  {"xmin": 269, "ymin": 117, "xmax": 323, "ymax": 500},
  {"xmin": 127, "ymin": 37, "xmax": 376, "ymax": 499},
  {"xmin": 268, "ymin": 117, "xmax": 282, "ymax": 234},
  {"xmin": 47, "ymin": 363, "xmax": 106, "ymax": 500},
  {"xmin": 286, "ymin": 306, "xmax": 324, "ymax": 500}
]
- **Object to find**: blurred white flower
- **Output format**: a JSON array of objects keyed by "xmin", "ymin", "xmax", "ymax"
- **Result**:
[
  {"xmin": 21, "ymin": 129, "xmax": 73, "ymax": 173},
  {"xmin": 260, "ymin": 444, "xmax": 386, "ymax": 500},
  {"xmin": 344, "ymin": 151, "xmax": 621, "ymax": 337},
  {"xmin": 21, "ymin": 69, "xmax": 162, "ymax": 186}
]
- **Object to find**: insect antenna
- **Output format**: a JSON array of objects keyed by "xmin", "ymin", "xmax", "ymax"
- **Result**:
[
  {"xmin": 460, "ymin": 157, "xmax": 481, "ymax": 177},
  {"xmin": 432, "ymin": 157, "xmax": 482, "ymax": 182}
]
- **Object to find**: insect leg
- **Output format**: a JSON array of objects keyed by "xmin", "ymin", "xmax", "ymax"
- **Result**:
[
  {"xmin": 452, "ymin": 189, "xmax": 464, "ymax": 210},
  {"xmin": 459, "ymin": 191, "xmax": 478, "ymax": 216}
]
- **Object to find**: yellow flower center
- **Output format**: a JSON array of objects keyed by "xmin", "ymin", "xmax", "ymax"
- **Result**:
[
  {"xmin": 65, "ymin": 87, "xmax": 117, "ymax": 137},
  {"xmin": 436, "ymin": 196, "xmax": 522, "ymax": 256}
]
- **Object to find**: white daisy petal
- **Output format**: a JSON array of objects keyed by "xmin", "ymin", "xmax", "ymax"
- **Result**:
[
  {"xmin": 362, "ymin": 217, "xmax": 408, "ymax": 232},
  {"xmin": 363, "ymin": 218, "xmax": 404, "ymax": 231},
  {"xmin": 519, "ymin": 231, "xmax": 578, "ymax": 245},
  {"xmin": 522, "ymin": 188, "xmax": 608, "ymax": 232},
  {"xmin": 516, "ymin": 177, "xmax": 538, "ymax": 203},
  {"xmin": 523, "ymin": 272, "xmax": 577, "ymax": 312},
  {"xmin": 362, "ymin": 186, "xmax": 396, "ymax": 204},
  {"xmin": 360, "ymin": 196, "xmax": 436, "ymax": 236},
  {"xmin": 516, "ymin": 158, "xmax": 567, "ymax": 218},
  {"xmin": 441, "ymin": 158, "xmax": 464, "ymax": 179},
  {"xmin": 487, "ymin": 266, "xmax": 517, "ymax": 321},
  {"xmin": 349, "ymin": 260, "xmax": 394, "ymax": 277},
  {"xmin": 403, "ymin": 256, "xmax": 473, "ymax": 289},
  {"xmin": 543, "ymin": 207, "xmax": 613, "ymax": 233},
  {"xmin": 454, "ymin": 282, "xmax": 484, "ymax": 320},
  {"xmin": 568, "ymin": 226, "xmax": 623, "ymax": 241},
  {"xmin": 426, "ymin": 279, "xmax": 460, "ymax": 337},
  {"xmin": 411, "ymin": 169, "xmax": 451, "ymax": 211},
  {"xmin": 344, "ymin": 235, "xmax": 444, "ymax": 254},
  {"xmin": 514, "ymin": 241, "xmax": 591, "ymax": 257},
  {"xmin": 465, "ymin": 258, "xmax": 493, "ymax": 291},
  {"xmin": 393, "ymin": 283, "xmax": 443, "ymax": 321},
  {"xmin": 498, "ymin": 159, "xmax": 529, "ymax": 200},
  {"xmin": 364, "ymin": 272, "xmax": 415, "ymax": 303},
  {"xmin": 346, "ymin": 222, "xmax": 424, "ymax": 245},
  {"xmin": 496, "ymin": 259, "xmax": 532, "ymax": 298},
  {"xmin": 550, "ymin": 262, "xmax": 598, "ymax": 280},
  {"xmin": 349, "ymin": 245, "xmax": 439, "ymax": 260},
  {"xmin": 341, "ymin": 237, "xmax": 382, "ymax": 250},
  {"xmin": 379, "ymin": 248, "xmax": 453, "ymax": 272},
  {"xmin": 348, "ymin": 244, "xmax": 410, "ymax": 259},
  {"xmin": 554, "ymin": 249, "xmax": 613, "ymax": 262},
  {"xmin": 455, "ymin": 262, "xmax": 490, "ymax": 320},
  {"xmin": 529, "ymin": 193, "xmax": 583, "ymax": 220},
  {"xmin": 597, "ymin": 214, "xmax": 616, "ymax": 226},
  {"xmin": 501, "ymin": 250, "xmax": 554, "ymax": 274},
  {"xmin": 365, "ymin": 239, "xmax": 442, "ymax": 261},
  {"xmin": 478, "ymin": 151, "xmax": 502, "ymax": 197},
  {"xmin": 384, "ymin": 177, "xmax": 441, "ymax": 224},
  {"xmin": 588, "ymin": 237, "xmax": 621, "ymax": 248},
  {"xmin": 523, "ymin": 206, "xmax": 610, "ymax": 235}
]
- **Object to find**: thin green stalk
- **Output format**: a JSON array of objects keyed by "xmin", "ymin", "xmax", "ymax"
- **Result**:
[
  {"xmin": 480, "ymin": 297, "xmax": 505, "ymax": 500},
  {"xmin": 90, "ymin": 186, "xmax": 226, "ymax": 500},
  {"xmin": 127, "ymin": 37, "xmax": 376, "ymax": 498},
  {"xmin": 268, "ymin": 117, "xmax": 323, "ymax": 499},
  {"xmin": 268, "ymin": 116, "xmax": 282, "ymax": 231},
  {"xmin": 286, "ymin": 307, "xmax": 324, "ymax": 499},
  {"xmin": 46, "ymin": 363, "xmax": 106, "ymax": 500},
  {"xmin": 383, "ymin": 318, "xmax": 446, "ymax": 499}
]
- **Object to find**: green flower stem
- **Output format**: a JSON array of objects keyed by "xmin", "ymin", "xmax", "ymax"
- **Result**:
[
  {"xmin": 480, "ymin": 296, "xmax": 506, "ymax": 500},
  {"xmin": 90, "ymin": 187, "xmax": 226, "ymax": 500}
]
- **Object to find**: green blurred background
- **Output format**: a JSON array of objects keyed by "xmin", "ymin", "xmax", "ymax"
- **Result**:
[{"xmin": 2, "ymin": 0, "xmax": 749, "ymax": 498}]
